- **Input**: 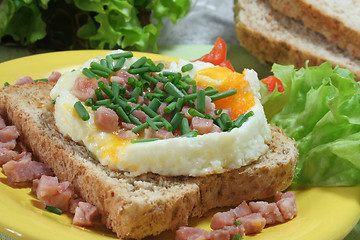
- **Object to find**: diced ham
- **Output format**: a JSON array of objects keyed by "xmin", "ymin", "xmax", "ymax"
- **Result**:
[
  {"xmin": 0, "ymin": 115, "xmax": 6, "ymax": 129},
  {"xmin": 222, "ymin": 225, "xmax": 246, "ymax": 237},
  {"xmin": 36, "ymin": 175, "xmax": 73, "ymax": 211},
  {"xmin": 156, "ymin": 102, "xmax": 168, "ymax": 117},
  {"xmin": 156, "ymin": 82, "xmax": 165, "ymax": 91},
  {"xmin": 144, "ymin": 128, "xmax": 175, "ymax": 139},
  {"xmin": 233, "ymin": 201, "xmax": 252, "ymax": 218},
  {"xmin": 73, "ymin": 202, "xmax": 98, "ymax": 227},
  {"xmin": 94, "ymin": 106, "xmax": 119, "ymax": 133},
  {"xmin": 0, "ymin": 149, "xmax": 25, "ymax": 166},
  {"xmin": 249, "ymin": 201, "xmax": 284, "ymax": 224},
  {"xmin": 48, "ymin": 71, "xmax": 61, "ymax": 82},
  {"xmin": 210, "ymin": 211, "xmax": 236, "ymax": 230},
  {"xmin": 0, "ymin": 139, "xmax": 17, "ymax": 150},
  {"xmin": 131, "ymin": 109, "xmax": 148, "ymax": 123},
  {"xmin": 2, "ymin": 157, "xmax": 53, "ymax": 184},
  {"xmin": 113, "ymin": 70, "xmax": 137, "ymax": 91},
  {"xmin": 114, "ymin": 129, "xmax": 137, "ymax": 140},
  {"xmin": 121, "ymin": 122, "xmax": 137, "ymax": 130},
  {"xmin": 72, "ymin": 76, "xmax": 98, "ymax": 101},
  {"xmin": 175, "ymin": 226, "xmax": 210, "ymax": 240},
  {"xmin": 237, "ymin": 213, "xmax": 266, "ymax": 235},
  {"xmin": 275, "ymin": 192, "xmax": 298, "ymax": 220},
  {"xmin": 191, "ymin": 117, "xmax": 216, "ymax": 135},
  {"xmin": 15, "ymin": 76, "xmax": 35, "ymax": 85},
  {"xmin": 0, "ymin": 126, "xmax": 19, "ymax": 142},
  {"xmin": 209, "ymin": 229, "xmax": 230, "ymax": 240},
  {"xmin": 69, "ymin": 198, "xmax": 84, "ymax": 214}
]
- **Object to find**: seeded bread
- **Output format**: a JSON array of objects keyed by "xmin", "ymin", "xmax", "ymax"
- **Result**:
[
  {"xmin": 269, "ymin": 0, "xmax": 360, "ymax": 58},
  {"xmin": 234, "ymin": 0, "xmax": 360, "ymax": 78},
  {"xmin": 0, "ymin": 82, "xmax": 298, "ymax": 239}
]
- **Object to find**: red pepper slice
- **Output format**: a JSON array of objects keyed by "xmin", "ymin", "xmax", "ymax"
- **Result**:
[
  {"xmin": 261, "ymin": 76, "xmax": 284, "ymax": 93},
  {"xmin": 193, "ymin": 37, "xmax": 234, "ymax": 71}
]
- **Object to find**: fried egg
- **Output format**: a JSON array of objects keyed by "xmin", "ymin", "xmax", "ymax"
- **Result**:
[{"xmin": 50, "ymin": 50, "xmax": 271, "ymax": 177}]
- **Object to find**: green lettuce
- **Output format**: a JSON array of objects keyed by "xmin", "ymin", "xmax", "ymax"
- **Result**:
[
  {"xmin": 261, "ymin": 62, "xmax": 360, "ymax": 187},
  {"xmin": 0, "ymin": 0, "xmax": 190, "ymax": 51}
]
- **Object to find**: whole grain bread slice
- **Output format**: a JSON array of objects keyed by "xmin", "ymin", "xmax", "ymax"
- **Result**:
[
  {"xmin": 0, "ymin": 82, "xmax": 298, "ymax": 239},
  {"xmin": 269, "ymin": 0, "xmax": 360, "ymax": 58},
  {"xmin": 234, "ymin": 0, "xmax": 360, "ymax": 78}
]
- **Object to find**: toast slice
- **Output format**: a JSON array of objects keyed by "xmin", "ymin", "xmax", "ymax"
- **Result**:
[
  {"xmin": 234, "ymin": 0, "xmax": 360, "ymax": 78},
  {"xmin": 269, "ymin": 0, "xmax": 360, "ymax": 58},
  {"xmin": 0, "ymin": 82, "xmax": 298, "ymax": 239}
]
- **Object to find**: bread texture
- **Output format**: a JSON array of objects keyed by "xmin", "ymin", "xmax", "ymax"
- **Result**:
[
  {"xmin": 0, "ymin": 82, "xmax": 298, "ymax": 239},
  {"xmin": 234, "ymin": 0, "xmax": 360, "ymax": 78},
  {"xmin": 269, "ymin": 0, "xmax": 360, "ymax": 58}
]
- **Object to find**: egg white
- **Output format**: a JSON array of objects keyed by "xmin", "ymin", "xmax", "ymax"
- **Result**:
[{"xmin": 50, "ymin": 51, "xmax": 271, "ymax": 177}]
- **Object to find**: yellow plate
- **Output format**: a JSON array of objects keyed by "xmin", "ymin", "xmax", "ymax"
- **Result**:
[{"xmin": 0, "ymin": 50, "xmax": 359, "ymax": 240}]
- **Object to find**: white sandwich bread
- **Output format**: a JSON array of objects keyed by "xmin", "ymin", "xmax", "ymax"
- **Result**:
[{"xmin": 234, "ymin": 0, "xmax": 360, "ymax": 78}]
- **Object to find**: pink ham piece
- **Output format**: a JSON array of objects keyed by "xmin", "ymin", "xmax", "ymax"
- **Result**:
[
  {"xmin": 113, "ymin": 70, "xmax": 137, "ymax": 91},
  {"xmin": 144, "ymin": 128, "xmax": 175, "ymax": 139},
  {"xmin": 233, "ymin": 201, "xmax": 252, "ymax": 218},
  {"xmin": 15, "ymin": 76, "xmax": 35, "ymax": 85},
  {"xmin": 175, "ymin": 226, "xmax": 210, "ymax": 240},
  {"xmin": 0, "ymin": 149, "xmax": 25, "ymax": 166},
  {"xmin": 2, "ymin": 157, "xmax": 53, "ymax": 185},
  {"xmin": 131, "ymin": 109, "xmax": 148, "ymax": 123},
  {"xmin": 48, "ymin": 71, "xmax": 61, "ymax": 82},
  {"xmin": 249, "ymin": 201, "xmax": 284, "ymax": 224},
  {"xmin": 210, "ymin": 211, "xmax": 236, "ymax": 230},
  {"xmin": 36, "ymin": 175, "xmax": 73, "ymax": 211},
  {"xmin": 114, "ymin": 129, "xmax": 137, "ymax": 140},
  {"xmin": 69, "ymin": 198, "xmax": 84, "ymax": 214},
  {"xmin": 73, "ymin": 202, "xmax": 98, "ymax": 227},
  {"xmin": 222, "ymin": 225, "xmax": 245, "ymax": 237},
  {"xmin": 191, "ymin": 117, "xmax": 218, "ymax": 135},
  {"xmin": 275, "ymin": 191, "xmax": 298, "ymax": 220},
  {"xmin": 94, "ymin": 106, "xmax": 119, "ymax": 133},
  {"xmin": 0, "ymin": 126, "xmax": 19, "ymax": 142},
  {"xmin": 0, "ymin": 139, "xmax": 17, "ymax": 150},
  {"xmin": 72, "ymin": 76, "xmax": 98, "ymax": 101},
  {"xmin": 0, "ymin": 115, "xmax": 6, "ymax": 129},
  {"xmin": 237, "ymin": 213, "xmax": 266, "ymax": 235}
]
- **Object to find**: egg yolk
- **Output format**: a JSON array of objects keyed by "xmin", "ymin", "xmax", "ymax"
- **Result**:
[{"xmin": 193, "ymin": 67, "xmax": 255, "ymax": 120}]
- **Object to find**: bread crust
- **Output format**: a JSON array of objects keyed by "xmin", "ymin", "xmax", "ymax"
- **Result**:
[
  {"xmin": 234, "ymin": 0, "xmax": 360, "ymax": 79},
  {"xmin": 0, "ymin": 82, "xmax": 298, "ymax": 239},
  {"xmin": 269, "ymin": 0, "xmax": 360, "ymax": 58}
]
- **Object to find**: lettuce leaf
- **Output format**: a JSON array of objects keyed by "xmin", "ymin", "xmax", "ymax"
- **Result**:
[
  {"xmin": 262, "ymin": 62, "xmax": 360, "ymax": 186},
  {"xmin": 0, "ymin": 0, "xmax": 47, "ymax": 45}
]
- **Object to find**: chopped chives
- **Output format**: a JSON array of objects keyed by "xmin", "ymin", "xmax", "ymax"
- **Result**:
[
  {"xmin": 100, "ymin": 59, "xmax": 107, "ymax": 66},
  {"xmin": 74, "ymin": 101, "xmax": 90, "ymax": 121},
  {"xmin": 129, "ymin": 103, "xmax": 142, "ymax": 113},
  {"xmin": 175, "ymin": 97, "xmax": 184, "ymax": 113},
  {"xmin": 232, "ymin": 234, "xmax": 242, "ymax": 240},
  {"xmin": 131, "ymin": 122, "xmax": 149, "ymax": 133},
  {"xmin": 130, "ymin": 56, "xmax": 147, "ymax": 69},
  {"xmin": 164, "ymin": 102, "xmax": 176, "ymax": 113},
  {"xmin": 107, "ymin": 104, "xmax": 120, "ymax": 110},
  {"xmin": 45, "ymin": 206, "xmax": 63, "ymax": 215},
  {"xmin": 91, "ymin": 106, "xmax": 100, "ymax": 111},
  {"xmin": 4, "ymin": 82, "xmax": 10, "ymax": 86},
  {"xmin": 161, "ymin": 118, "xmax": 173, "ymax": 132},
  {"xmin": 180, "ymin": 118, "xmax": 190, "ymax": 135},
  {"xmin": 34, "ymin": 78, "xmax": 48, "ymax": 83},
  {"xmin": 113, "ymin": 97, "xmax": 131, "ymax": 112},
  {"xmin": 131, "ymin": 138, "xmax": 160, "ymax": 143},
  {"xmin": 90, "ymin": 62, "xmax": 113, "ymax": 74},
  {"xmin": 214, "ymin": 108, "xmax": 223, "ymax": 115},
  {"xmin": 164, "ymin": 82, "xmax": 184, "ymax": 99},
  {"xmin": 144, "ymin": 92, "xmax": 163, "ymax": 100},
  {"xmin": 85, "ymin": 98, "xmax": 93, "ymax": 107},
  {"xmin": 182, "ymin": 75, "xmax": 196, "ymax": 85},
  {"xmin": 154, "ymin": 121, "xmax": 165, "ymax": 128},
  {"xmin": 82, "ymin": 68, "xmax": 98, "ymax": 79},
  {"xmin": 95, "ymin": 88, "xmax": 104, "ymax": 100},
  {"xmin": 154, "ymin": 88, "xmax": 165, "ymax": 95},
  {"xmin": 221, "ymin": 113, "xmax": 233, "ymax": 129},
  {"xmin": 148, "ymin": 98, "xmax": 162, "ymax": 112},
  {"xmin": 129, "ymin": 114, "xmax": 142, "ymax": 125},
  {"xmin": 98, "ymin": 81, "xmax": 114, "ymax": 99},
  {"xmin": 215, "ymin": 117, "xmax": 227, "ymax": 131},
  {"xmin": 210, "ymin": 88, "xmax": 237, "ymax": 101},
  {"xmin": 192, "ymin": 84, "xmax": 197, "ymax": 93},
  {"xmin": 128, "ymin": 77, "xmax": 137, "ymax": 88},
  {"xmin": 140, "ymin": 104, "xmax": 158, "ymax": 118},
  {"xmin": 188, "ymin": 108, "xmax": 205, "ymax": 118},
  {"xmin": 234, "ymin": 221, "xmax": 242, "ymax": 226},
  {"xmin": 111, "ymin": 82, "xmax": 121, "ymax": 98},
  {"xmin": 111, "ymin": 52, "xmax": 133, "ymax": 59},
  {"xmin": 91, "ymin": 69, "xmax": 109, "ymax": 78},
  {"xmin": 146, "ymin": 117, "xmax": 159, "ymax": 131},
  {"xmin": 113, "ymin": 57, "xmax": 125, "ymax": 72},
  {"xmin": 128, "ymin": 66, "xmax": 150, "ymax": 75},
  {"xmin": 170, "ymin": 112, "xmax": 185, "ymax": 133},
  {"xmin": 234, "ymin": 111, "xmax": 254, "ymax": 128},
  {"xmin": 156, "ymin": 62, "xmax": 164, "ymax": 71},
  {"xmin": 94, "ymin": 99, "xmax": 112, "ymax": 106},
  {"xmin": 181, "ymin": 63, "xmax": 194, "ymax": 72},
  {"xmin": 131, "ymin": 86, "xmax": 142, "ymax": 102},
  {"xmin": 142, "ymin": 74, "xmax": 158, "ymax": 84},
  {"xmin": 179, "ymin": 131, "xmax": 198, "ymax": 138},
  {"xmin": 105, "ymin": 55, "xmax": 114, "ymax": 70},
  {"xmin": 196, "ymin": 89, "xmax": 206, "ymax": 114},
  {"xmin": 116, "ymin": 106, "xmax": 131, "ymax": 123},
  {"xmin": 163, "ymin": 96, "xmax": 175, "ymax": 103}
]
